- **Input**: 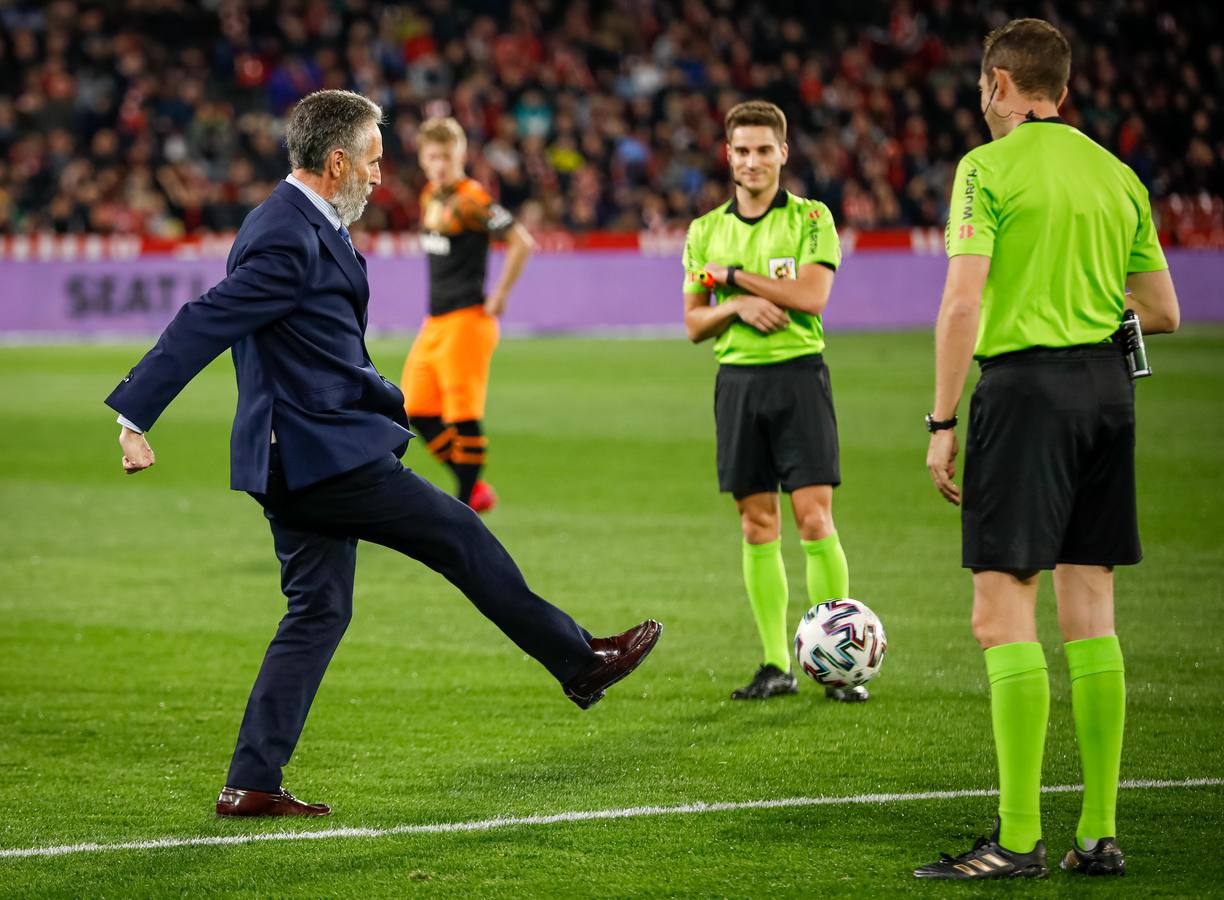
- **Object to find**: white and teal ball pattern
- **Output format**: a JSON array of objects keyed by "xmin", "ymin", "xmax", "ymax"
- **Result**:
[{"xmin": 794, "ymin": 599, "xmax": 887, "ymax": 687}]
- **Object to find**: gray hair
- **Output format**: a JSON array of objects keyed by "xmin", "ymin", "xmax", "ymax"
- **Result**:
[{"xmin": 285, "ymin": 90, "xmax": 384, "ymax": 173}]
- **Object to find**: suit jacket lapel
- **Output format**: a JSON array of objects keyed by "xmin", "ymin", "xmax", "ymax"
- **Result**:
[
  {"xmin": 275, "ymin": 182, "xmax": 370, "ymax": 313},
  {"xmin": 316, "ymin": 223, "xmax": 371, "ymax": 311}
]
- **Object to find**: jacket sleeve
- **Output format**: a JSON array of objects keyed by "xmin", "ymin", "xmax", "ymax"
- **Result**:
[{"xmin": 106, "ymin": 222, "xmax": 316, "ymax": 431}]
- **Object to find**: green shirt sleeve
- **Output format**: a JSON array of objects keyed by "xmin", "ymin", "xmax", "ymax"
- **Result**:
[
  {"xmin": 945, "ymin": 153, "xmax": 997, "ymax": 258},
  {"xmin": 798, "ymin": 201, "xmax": 841, "ymax": 271},
  {"xmin": 1126, "ymin": 183, "xmax": 1168, "ymax": 273},
  {"xmin": 682, "ymin": 220, "xmax": 708, "ymax": 294}
]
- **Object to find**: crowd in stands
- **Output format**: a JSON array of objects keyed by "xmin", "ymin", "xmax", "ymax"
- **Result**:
[{"xmin": 1, "ymin": 0, "xmax": 1220, "ymax": 241}]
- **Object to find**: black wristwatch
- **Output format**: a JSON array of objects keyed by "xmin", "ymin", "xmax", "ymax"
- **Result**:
[
  {"xmin": 726, "ymin": 265, "xmax": 741, "ymax": 288},
  {"xmin": 925, "ymin": 413, "xmax": 958, "ymax": 433}
]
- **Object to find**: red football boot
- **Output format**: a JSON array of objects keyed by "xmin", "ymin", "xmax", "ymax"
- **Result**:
[{"xmin": 469, "ymin": 480, "xmax": 498, "ymax": 513}]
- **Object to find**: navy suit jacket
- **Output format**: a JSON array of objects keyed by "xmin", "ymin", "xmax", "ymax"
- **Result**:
[{"xmin": 106, "ymin": 181, "xmax": 412, "ymax": 492}]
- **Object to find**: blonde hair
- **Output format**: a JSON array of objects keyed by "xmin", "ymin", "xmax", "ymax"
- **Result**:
[{"xmin": 419, "ymin": 116, "xmax": 466, "ymax": 147}]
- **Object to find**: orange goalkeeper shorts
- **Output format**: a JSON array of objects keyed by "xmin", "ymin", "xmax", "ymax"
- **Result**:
[{"xmin": 402, "ymin": 305, "xmax": 500, "ymax": 422}]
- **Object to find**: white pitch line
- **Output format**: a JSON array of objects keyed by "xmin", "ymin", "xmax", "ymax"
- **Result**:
[{"xmin": 1, "ymin": 777, "xmax": 1219, "ymax": 861}]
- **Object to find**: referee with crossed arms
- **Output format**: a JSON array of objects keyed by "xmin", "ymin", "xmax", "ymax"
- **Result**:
[{"xmin": 915, "ymin": 19, "xmax": 1180, "ymax": 879}]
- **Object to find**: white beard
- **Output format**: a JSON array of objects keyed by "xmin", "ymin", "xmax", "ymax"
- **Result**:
[{"xmin": 334, "ymin": 169, "xmax": 371, "ymax": 226}]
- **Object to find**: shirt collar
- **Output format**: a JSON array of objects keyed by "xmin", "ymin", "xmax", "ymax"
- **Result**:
[
  {"xmin": 285, "ymin": 173, "xmax": 344, "ymax": 231},
  {"xmin": 1021, "ymin": 114, "xmax": 1067, "ymax": 125},
  {"xmin": 725, "ymin": 188, "xmax": 788, "ymax": 225}
]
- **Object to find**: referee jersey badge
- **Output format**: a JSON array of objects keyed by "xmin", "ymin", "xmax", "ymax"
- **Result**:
[{"xmin": 769, "ymin": 257, "xmax": 797, "ymax": 280}]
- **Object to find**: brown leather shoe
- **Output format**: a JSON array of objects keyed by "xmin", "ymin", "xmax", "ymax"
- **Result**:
[
  {"xmin": 563, "ymin": 619, "xmax": 663, "ymax": 709},
  {"xmin": 215, "ymin": 786, "xmax": 331, "ymax": 818}
]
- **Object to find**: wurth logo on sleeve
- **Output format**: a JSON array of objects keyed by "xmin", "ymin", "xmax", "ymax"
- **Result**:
[
  {"xmin": 806, "ymin": 207, "xmax": 824, "ymax": 254},
  {"xmin": 961, "ymin": 167, "xmax": 978, "ymax": 222}
]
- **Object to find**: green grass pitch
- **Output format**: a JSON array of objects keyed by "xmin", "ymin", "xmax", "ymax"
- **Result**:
[{"xmin": 1, "ymin": 328, "xmax": 1221, "ymax": 897}]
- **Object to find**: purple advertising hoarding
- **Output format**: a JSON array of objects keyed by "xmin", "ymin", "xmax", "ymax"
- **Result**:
[{"xmin": 0, "ymin": 250, "xmax": 1219, "ymax": 338}]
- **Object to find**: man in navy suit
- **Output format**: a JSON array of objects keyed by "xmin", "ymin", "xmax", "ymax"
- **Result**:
[{"xmin": 106, "ymin": 90, "xmax": 662, "ymax": 818}]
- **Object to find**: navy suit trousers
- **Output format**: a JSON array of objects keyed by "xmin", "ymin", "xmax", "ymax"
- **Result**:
[{"xmin": 227, "ymin": 449, "xmax": 597, "ymax": 791}]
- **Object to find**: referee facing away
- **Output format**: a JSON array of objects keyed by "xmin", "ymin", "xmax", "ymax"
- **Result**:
[{"xmin": 915, "ymin": 19, "xmax": 1180, "ymax": 879}]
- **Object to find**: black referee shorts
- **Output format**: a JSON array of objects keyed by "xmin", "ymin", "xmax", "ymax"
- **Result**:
[
  {"xmin": 714, "ymin": 354, "xmax": 840, "ymax": 498},
  {"xmin": 962, "ymin": 344, "xmax": 1141, "ymax": 571}
]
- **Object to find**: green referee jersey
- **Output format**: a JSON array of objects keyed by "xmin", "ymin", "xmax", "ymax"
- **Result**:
[
  {"xmin": 946, "ymin": 118, "xmax": 1168, "ymax": 359},
  {"xmin": 683, "ymin": 189, "xmax": 842, "ymax": 365}
]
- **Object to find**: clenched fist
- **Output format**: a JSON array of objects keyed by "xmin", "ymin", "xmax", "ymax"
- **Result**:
[{"xmin": 119, "ymin": 426, "xmax": 156, "ymax": 475}]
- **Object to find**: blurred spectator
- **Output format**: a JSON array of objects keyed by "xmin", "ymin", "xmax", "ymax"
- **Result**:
[{"xmin": 0, "ymin": 0, "xmax": 1219, "ymax": 240}]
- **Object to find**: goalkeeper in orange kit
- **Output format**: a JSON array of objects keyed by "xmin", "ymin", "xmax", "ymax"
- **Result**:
[{"xmin": 402, "ymin": 117, "xmax": 535, "ymax": 512}]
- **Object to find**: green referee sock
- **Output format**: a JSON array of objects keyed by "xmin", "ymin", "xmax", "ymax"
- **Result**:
[
  {"xmin": 802, "ymin": 532, "xmax": 849, "ymax": 603},
  {"xmin": 984, "ymin": 641, "xmax": 1049, "ymax": 853},
  {"xmin": 1065, "ymin": 636, "xmax": 1126, "ymax": 847},
  {"xmin": 742, "ymin": 539, "xmax": 790, "ymax": 671}
]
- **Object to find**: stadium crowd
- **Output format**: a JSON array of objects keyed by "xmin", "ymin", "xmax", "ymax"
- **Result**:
[{"xmin": 0, "ymin": 0, "xmax": 1220, "ymax": 240}]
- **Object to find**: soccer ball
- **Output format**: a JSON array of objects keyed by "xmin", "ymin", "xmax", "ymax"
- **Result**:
[{"xmin": 794, "ymin": 599, "xmax": 887, "ymax": 688}]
